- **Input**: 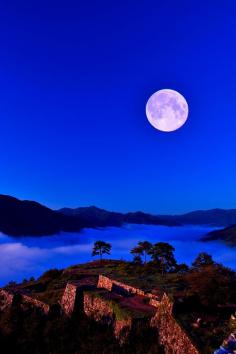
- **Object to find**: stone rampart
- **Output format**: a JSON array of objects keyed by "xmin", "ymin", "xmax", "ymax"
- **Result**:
[
  {"xmin": 98, "ymin": 275, "xmax": 160, "ymax": 303},
  {"xmin": 151, "ymin": 293, "xmax": 199, "ymax": 354},
  {"xmin": 0, "ymin": 289, "xmax": 15, "ymax": 310},
  {"xmin": 60, "ymin": 283, "xmax": 79, "ymax": 316},
  {"xmin": 21, "ymin": 295, "xmax": 50, "ymax": 314},
  {"xmin": 84, "ymin": 292, "xmax": 132, "ymax": 343}
]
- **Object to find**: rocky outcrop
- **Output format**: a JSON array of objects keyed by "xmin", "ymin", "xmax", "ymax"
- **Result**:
[{"xmin": 151, "ymin": 293, "xmax": 199, "ymax": 354}]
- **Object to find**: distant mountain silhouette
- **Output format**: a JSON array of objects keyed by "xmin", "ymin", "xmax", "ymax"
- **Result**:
[
  {"xmin": 124, "ymin": 211, "xmax": 179, "ymax": 225},
  {"xmin": 0, "ymin": 195, "xmax": 177, "ymax": 236},
  {"xmin": 1, "ymin": 194, "xmax": 236, "ymax": 237},
  {"xmin": 59, "ymin": 207, "xmax": 178, "ymax": 227},
  {"xmin": 159, "ymin": 208, "xmax": 236, "ymax": 227},
  {"xmin": 203, "ymin": 225, "xmax": 236, "ymax": 246},
  {"xmin": 59, "ymin": 206, "xmax": 124, "ymax": 227},
  {"xmin": 0, "ymin": 194, "xmax": 83, "ymax": 236}
]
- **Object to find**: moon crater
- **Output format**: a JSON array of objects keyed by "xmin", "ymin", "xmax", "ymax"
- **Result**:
[{"xmin": 146, "ymin": 89, "xmax": 189, "ymax": 132}]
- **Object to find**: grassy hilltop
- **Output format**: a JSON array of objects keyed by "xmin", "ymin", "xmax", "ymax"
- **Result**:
[{"xmin": 0, "ymin": 254, "xmax": 236, "ymax": 354}]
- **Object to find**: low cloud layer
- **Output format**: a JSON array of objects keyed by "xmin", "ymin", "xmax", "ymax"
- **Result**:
[{"xmin": 0, "ymin": 225, "xmax": 234, "ymax": 286}]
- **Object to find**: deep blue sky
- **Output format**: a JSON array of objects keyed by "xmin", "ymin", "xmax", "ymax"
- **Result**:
[{"xmin": 0, "ymin": 0, "xmax": 236, "ymax": 214}]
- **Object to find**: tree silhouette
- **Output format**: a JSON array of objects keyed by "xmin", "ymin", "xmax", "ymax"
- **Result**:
[
  {"xmin": 192, "ymin": 252, "xmax": 214, "ymax": 270},
  {"xmin": 175, "ymin": 263, "xmax": 189, "ymax": 274},
  {"xmin": 148, "ymin": 242, "xmax": 176, "ymax": 275},
  {"xmin": 131, "ymin": 241, "xmax": 152, "ymax": 264},
  {"xmin": 185, "ymin": 263, "xmax": 236, "ymax": 307},
  {"xmin": 138, "ymin": 241, "xmax": 152, "ymax": 264},
  {"xmin": 133, "ymin": 254, "xmax": 143, "ymax": 265},
  {"xmin": 131, "ymin": 246, "xmax": 143, "ymax": 264},
  {"xmin": 92, "ymin": 240, "xmax": 111, "ymax": 262}
]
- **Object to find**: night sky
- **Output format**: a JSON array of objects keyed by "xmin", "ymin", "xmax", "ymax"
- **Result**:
[{"xmin": 0, "ymin": 0, "xmax": 236, "ymax": 214}]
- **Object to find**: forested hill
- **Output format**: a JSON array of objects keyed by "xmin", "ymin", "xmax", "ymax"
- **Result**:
[
  {"xmin": 159, "ymin": 208, "xmax": 236, "ymax": 227},
  {"xmin": 0, "ymin": 195, "xmax": 177, "ymax": 236},
  {"xmin": 203, "ymin": 224, "xmax": 236, "ymax": 246},
  {"xmin": 1, "ymin": 194, "xmax": 236, "ymax": 237}
]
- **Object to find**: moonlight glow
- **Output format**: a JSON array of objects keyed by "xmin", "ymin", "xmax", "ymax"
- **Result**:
[{"xmin": 146, "ymin": 89, "xmax": 189, "ymax": 132}]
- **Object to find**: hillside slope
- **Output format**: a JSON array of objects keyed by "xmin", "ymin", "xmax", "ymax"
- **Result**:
[
  {"xmin": 59, "ymin": 207, "xmax": 179, "ymax": 227},
  {"xmin": 0, "ymin": 195, "xmax": 178, "ymax": 236},
  {"xmin": 203, "ymin": 224, "xmax": 236, "ymax": 246},
  {"xmin": 160, "ymin": 208, "xmax": 236, "ymax": 227},
  {"xmin": 0, "ymin": 195, "xmax": 83, "ymax": 236}
]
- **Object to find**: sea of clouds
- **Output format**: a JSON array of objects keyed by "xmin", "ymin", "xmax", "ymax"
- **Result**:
[{"xmin": 0, "ymin": 224, "xmax": 235, "ymax": 286}]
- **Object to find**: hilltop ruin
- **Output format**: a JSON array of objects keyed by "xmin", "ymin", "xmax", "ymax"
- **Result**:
[{"xmin": 0, "ymin": 273, "xmax": 200, "ymax": 354}]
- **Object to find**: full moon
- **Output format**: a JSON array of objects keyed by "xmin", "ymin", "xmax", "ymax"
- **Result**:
[{"xmin": 146, "ymin": 89, "xmax": 189, "ymax": 132}]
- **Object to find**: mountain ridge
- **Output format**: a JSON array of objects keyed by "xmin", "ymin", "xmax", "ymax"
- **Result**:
[
  {"xmin": 1, "ymin": 193, "xmax": 236, "ymax": 238},
  {"xmin": 0, "ymin": 194, "xmax": 177, "ymax": 236},
  {"xmin": 159, "ymin": 208, "xmax": 236, "ymax": 226},
  {"xmin": 59, "ymin": 206, "xmax": 236, "ymax": 227},
  {"xmin": 202, "ymin": 224, "xmax": 236, "ymax": 246}
]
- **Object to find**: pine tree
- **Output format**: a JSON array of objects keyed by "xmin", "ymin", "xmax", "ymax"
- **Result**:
[{"xmin": 92, "ymin": 241, "xmax": 111, "ymax": 262}]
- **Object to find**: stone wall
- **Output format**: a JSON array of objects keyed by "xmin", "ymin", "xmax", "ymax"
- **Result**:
[
  {"xmin": 98, "ymin": 275, "xmax": 199, "ymax": 353},
  {"xmin": 98, "ymin": 275, "xmax": 145, "ymax": 296},
  {"xmin": 84, "ymin": 292, "xmax": 132, "ymax": 343},
  {"xmin": 0, "ymin": 289, "xmax": 50, "ymax": 315},
  {"xmin": 98, "ymin": 275, "xmax": 160, "ymax": 302},
  {"xmin": 0, "ymin": 289, "xmax": 15, "ymax": 310},
  {"xmin": 149, "ymin": 298, "xmax": 161, "ymax": 308},
  {"xmin": 0, "ymin": 276, "xmax": 200, "ymax": 353},
  {"xmin": 97, "ymin": 275, "xmax": 113, "ymax": 292},
  {"xmin": 60, "ymin": 283, "xmax": 79, "ymax": 316},
  {"xmin": 114, "ymin": 318, "xmax": 132, "ymax": 343},
  {"xmin": 60, "ymin": 278, "xmax": 96, "ymax": 316},
  {"xmin": 21, "ymin": 295, "xmax": 50, "ymax": 314},
  {"xmin": 83, "ymin": 293, "xmax": 114, "ymax": 324},
  {"xmin": 151, "ymin": 293, "xmax": 199, "ymax": 354}
]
